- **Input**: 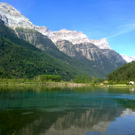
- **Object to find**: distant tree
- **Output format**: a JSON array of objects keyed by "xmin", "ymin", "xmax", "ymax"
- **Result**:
[
  {"xmin": 81, "ymin": 75, "xmax": 90, "ymax": 83},
  {"xmin": 75, "ymin": 75, "xmax": 81, "ymax": 83}
]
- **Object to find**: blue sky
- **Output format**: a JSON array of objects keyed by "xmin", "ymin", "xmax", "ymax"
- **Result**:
[{"xmin": 1, "ymin": 0, "xmax": 135, "ymax": 57}]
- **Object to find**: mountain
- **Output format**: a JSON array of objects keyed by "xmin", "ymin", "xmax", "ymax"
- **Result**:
[
  {"xmin": 0, "ymin": 20, "xmax": 103, "ymax": 80},
  {"xmin": 0, "ymin": 2, "xmax": 127, "ymax": 79},
  {"xmin": 101, "ymin": 49, "xmax": 126, "ymax": 67},
  {"xmin": 89, "ymin": 38, "xmax": 111, "ymax": 49},
  {"xmin": 0, "ymin": 20, "xmax": 68, "ymax": 79},
  {"xmin": 43, "ymin": 28, "xmax": 126, "ymax": 69},
  {"xmin": 56, "ymin": 40, "xmax": 126, "ymax": 73},
  {"xmin": 121, "ymin": 54, "xmax": 135, "ymax": 63},
  {"xmin": 106, "ymin": 61, "xmax": 135, "ymax": 83},
  {"xmin": 39, "ymin": 27, "xmax": 112, "ymax": 50},
  {"xmin": 0, "ymin": 2, "xmax": 50, "ymax": 34},
  {"xmin": 0, "ymin": 2, "xmax": 112, "ymax": 49},
  {"xmin": 14, "ymin": 27, "xmax": 111, "ymax": 78},
  {"xmin": 0, "ymin": 3, "xmax": 35, "ymax": 29},
  {"xmin": 42, "ymin": 29, "xmax": 90, "ymax": 45}
]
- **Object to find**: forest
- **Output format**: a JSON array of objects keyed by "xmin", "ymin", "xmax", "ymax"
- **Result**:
[{"xmin": 107, "ymin": 61, "xmax": 135, "ymax": 84}]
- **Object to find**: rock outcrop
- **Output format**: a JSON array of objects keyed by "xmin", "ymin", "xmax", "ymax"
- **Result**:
[
  {"xmin": 56, "ymin": 40, "xmax": 126, "ymax": 69},
  {"xmin": 89, "ymin": 38, "xmax": 111, "ymax": 49},
  {"xmin": 0, "ymin": 3, "xmax": 35, "ymax": 29}
]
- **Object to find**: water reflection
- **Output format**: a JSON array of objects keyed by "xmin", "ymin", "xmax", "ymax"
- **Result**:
[
  {"xmin": 43, "ymin": 108, "xmax": 123, "ymax": 135},
  {"xmin": 0, "ymin": 86, "xmax": 135, "ymax": 135}
]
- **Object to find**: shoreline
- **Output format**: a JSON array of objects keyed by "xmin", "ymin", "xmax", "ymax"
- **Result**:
[
  {"xmin": 0, "ymin": 79, "xmax": 134, "ymax": 89},
  {"xmin": 0, "ymin": 81, "xmax": 91, "ymax": 88}
]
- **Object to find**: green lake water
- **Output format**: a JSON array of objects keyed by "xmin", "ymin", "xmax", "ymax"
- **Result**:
[{"xmin": 0, "ymin": 86, "xmax": 135, "ymax": 135}]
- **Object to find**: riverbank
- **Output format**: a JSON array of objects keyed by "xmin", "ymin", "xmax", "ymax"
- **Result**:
[{"xmin": 0, "ymin": 80, "xmax": 91, "ymax": 88}]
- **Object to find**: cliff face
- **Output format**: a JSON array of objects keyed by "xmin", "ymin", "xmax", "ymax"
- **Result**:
[
  {"xmin": 56, "ymin": 40, "xmax": 126, "ymax": 71},
  {"xmin": 15, "ymin": 27, "xmax": 59, "ymax": 52},
  {"xmin": 56, "ymin": 40, "xmax": 107, "ymax": 61}
]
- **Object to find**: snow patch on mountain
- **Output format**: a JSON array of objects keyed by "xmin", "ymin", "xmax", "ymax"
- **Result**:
[{"xmin": 121, "ymin": 54, "xmax": 135, "ymax": 63}]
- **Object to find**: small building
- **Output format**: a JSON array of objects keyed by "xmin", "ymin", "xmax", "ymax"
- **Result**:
[{"xmin": 129, "ymin": 81, "xmax": 134, "ymax": 85}]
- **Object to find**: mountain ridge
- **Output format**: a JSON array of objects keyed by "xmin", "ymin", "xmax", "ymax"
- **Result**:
[{"xmin": 0, "ymin": 2, "xmax": 111, "ymax": 50}]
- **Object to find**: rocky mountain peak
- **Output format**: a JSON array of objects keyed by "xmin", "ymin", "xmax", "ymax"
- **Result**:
[
  {"xmin": 0, "ymin": 3, "xmax": 20, "ymax": 16},
  {"xmin": 0, "ymin": 2, "xmax": 35, "ymax": 29},
  {"xmin": 89, "ymin": 38, "xmax": 111, "ymax": 50}
]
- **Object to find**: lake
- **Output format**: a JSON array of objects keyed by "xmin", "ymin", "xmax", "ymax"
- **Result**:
[{"xmin": 0, "ymin": 86, "xmax": 135, "ymax": 135}]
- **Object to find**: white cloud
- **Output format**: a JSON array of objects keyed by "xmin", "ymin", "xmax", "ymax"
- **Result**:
[{"xmin": 108, "ymin": 23, "xmax": 135, "ymax": 38}]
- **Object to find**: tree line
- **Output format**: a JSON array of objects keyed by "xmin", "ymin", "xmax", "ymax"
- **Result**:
[{"xmin": 75, "ymin": 75, "xmax": 104, "ymax": 84}]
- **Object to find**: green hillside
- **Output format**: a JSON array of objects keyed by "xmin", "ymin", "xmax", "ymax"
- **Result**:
[
  {"xmin": 106, "ymin": 61, "xmax": 135, "ymax": 83},
  {"xmin": 0, "ymin": 20, "xmax": 103, "ymax": 80}
]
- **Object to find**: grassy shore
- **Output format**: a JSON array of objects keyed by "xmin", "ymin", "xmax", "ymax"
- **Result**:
[
  {"xmin": 1, "ymin": 79, "xmax": 134, "ymax": 89},
  {"xmin": 0, "ymin": 79, "xmax": 91, "ymax": 88},
  {"xmin": 105, "ymin": 84, "xmax": 135, "ymax": 87}
]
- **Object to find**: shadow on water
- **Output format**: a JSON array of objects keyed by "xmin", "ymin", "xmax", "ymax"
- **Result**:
[{"xmin": 0, "ymin": 86, "xmax": 135, "ymax": 135}]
